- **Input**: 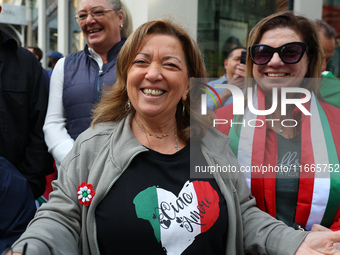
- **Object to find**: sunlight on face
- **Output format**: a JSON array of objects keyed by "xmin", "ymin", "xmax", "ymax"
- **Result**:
[
  {"xmin": 127, "ymin": 34, "xmax": 190, "ymax": 122},
  {"xmin": 78, "ymin": 0, "xmax": 123, "ymax": 52}
]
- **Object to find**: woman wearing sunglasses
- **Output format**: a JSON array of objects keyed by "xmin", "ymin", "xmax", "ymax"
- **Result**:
[{"xmin": 215, "ymin": 11, "xmax": 340, "ymax": 234}]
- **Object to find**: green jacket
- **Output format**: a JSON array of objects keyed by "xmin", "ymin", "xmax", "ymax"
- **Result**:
[{"xmin": 13, "ymin": 115, "xmax": 308, "ymax": 255}]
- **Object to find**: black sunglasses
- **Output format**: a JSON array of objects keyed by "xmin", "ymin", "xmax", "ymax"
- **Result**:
[{"xmin": 249, "ymin": 42, "xmax": 307, "ymax": 65}]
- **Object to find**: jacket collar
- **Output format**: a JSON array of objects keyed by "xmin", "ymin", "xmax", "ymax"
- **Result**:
[
  {"xmin": 201, "ymin": 126, "xmax": 230, "ymax": 160},
  {"xmin": 108, "ymin": 114, "xmax": 148, "ymax": 172}
]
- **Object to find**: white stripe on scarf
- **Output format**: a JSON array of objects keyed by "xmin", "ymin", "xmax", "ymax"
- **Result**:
[
  {"xmin": 305, "ymin": 94, "xmax": 330, "ymax": 230},
  {"xmin": 237, "ymin": 86, "xmax": 258, "ymax": 189}
]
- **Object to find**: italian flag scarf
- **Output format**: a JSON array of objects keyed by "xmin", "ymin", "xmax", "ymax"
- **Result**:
[{"xmin": 228, "ymin": 85, "xmax": 340, "ymax": 230}]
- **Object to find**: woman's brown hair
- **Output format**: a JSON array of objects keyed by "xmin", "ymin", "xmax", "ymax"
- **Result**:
[
  {"xmin": 245, "ymin": 11, "xmax": 323, "ymax": 98},
  {"xmin": 92, "ymin": 19, "xmax": 213, "ymax": 142}
]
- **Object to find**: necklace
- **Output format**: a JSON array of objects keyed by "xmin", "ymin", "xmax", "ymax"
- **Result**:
[
  {"xmin": 135, "ymin": 118, "xmax": 172, "ymax": 139},
  {"xmin": 274, "ymin": 115, "xmax": 290, "ymax": 133},
  {"xmin": 277, "ymin": 119, "xmax": 298, "ymax": 139},
  {"xmin": 135, "ymin": 118, "xmax": 178, "ymax": 152},
  {"xmin": 279, "ymin": 125, "xmax": 283, "ymax": 133}
]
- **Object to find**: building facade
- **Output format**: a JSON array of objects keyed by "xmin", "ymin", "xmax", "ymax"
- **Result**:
[{"xmin": 0, "ymin": 0, "xmax": 338, "ymax": 76}]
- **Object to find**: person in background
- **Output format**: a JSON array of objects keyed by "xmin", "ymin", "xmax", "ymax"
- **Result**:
[
  {"xmin": 207, "ymin": 46, "xmax": 246, "ymax": 110},
  {"xmin": 215, "ymin": 11, "xmax": 340, "ymax": 234},
  {"xmin": 315, "ymin": 19, "xmax": 337, "ymax": 74},
  {"xmin": 9, "ymin": 18, "xmax": 340, "ymax": 255},
  {"xmin": 27, "ymin": 46, "xmax": 50, "ymax": 91},
  {"xmin": 0, "ymin": 3, "xmax": 54, "ymax": 251},
  {"xmin": 46, "ymin": 50, "xmax": 63, "ymax": 77},
  {"xmin": 315, "ymin": 19, "xmax": 340, "ymax": 108},
  {"xmin": 27, "ymin": 46, "xmax": 57, "ymax": 207},
  {"xmin": 43, "ymin": 0, "xmax": 132, "ymax": 168}
]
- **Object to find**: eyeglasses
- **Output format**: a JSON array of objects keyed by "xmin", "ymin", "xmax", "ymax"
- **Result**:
[
  {"xmin": 75, "ymin": 6, "xmax": 114, "ymax": 21},
  {"xmin": 249, "ymin": 42, "xmax": 307, "ymax": 65}
]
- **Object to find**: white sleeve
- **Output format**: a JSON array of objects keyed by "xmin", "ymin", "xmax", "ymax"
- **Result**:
[{"xmin": 43, "ymin": 58, "xmax": 74, "ymax": 167}]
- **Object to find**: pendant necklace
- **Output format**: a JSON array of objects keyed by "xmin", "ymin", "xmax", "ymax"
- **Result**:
[
  {"xmin": 279, "ymin": 125, "xmax": 283, "ymax": 133},
  {"xmin": 135, "ymin": 118, "xmax": 172, "ymax": 139}
]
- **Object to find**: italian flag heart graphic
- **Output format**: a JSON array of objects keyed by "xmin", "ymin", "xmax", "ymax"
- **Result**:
[{"xmin": 133, "ymin": 180, "xmax": 220, "ymax": 255}]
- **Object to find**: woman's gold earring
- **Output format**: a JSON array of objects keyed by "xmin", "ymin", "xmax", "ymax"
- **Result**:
[
  {"xmin": 120, "ymin": 24, "xmax": 123, "ymax": 29},
  {"xmin": 182, "ymin": 101, "xmax": 186, "ymax": 116},
  {"xmin": 125, "ymin": 99, "xmax": 131, "ymax": 111}
]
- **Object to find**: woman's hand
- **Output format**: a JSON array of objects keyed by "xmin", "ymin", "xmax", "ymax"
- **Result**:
[
  {"xmin": 1, "ymin": 243, "xmax": 27, "ymax": 255},
  {"xmin": 296, "ymin": 231, "xmax": 340, "ymax": 254},
  {"xmin": 311, "ymin": 224, "xmax": 340, "ymax": 250},
  {"xmin": 312, "ymin": 224, "xmax": 333, "ymax": 232}
]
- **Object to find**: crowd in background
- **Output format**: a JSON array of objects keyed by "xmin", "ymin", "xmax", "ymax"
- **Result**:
[{"xmin": 1, "ymin": 0, "xmax": 340, "ymax": 254}]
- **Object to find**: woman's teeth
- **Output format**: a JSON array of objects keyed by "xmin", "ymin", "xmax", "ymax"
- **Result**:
[
  {"xmin": 142, "ymin": 89, "xmax": 164, "ymax": 96},
  {"xmin": 267, "ymin": 73, "xmax": 287, "ymax": 77},
  {"xmin": 89, "ymin": 29, "xmax": 100, "ymax": 34}
]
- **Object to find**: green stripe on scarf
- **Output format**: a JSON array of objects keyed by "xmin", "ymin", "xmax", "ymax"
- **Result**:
[
  {"xmin": 317, "ymin": 100, "xmax": 340, "ymax": 227},
  {"xmin": 228, "ymin": 115, "xmax": 241, "ymax": 157}
]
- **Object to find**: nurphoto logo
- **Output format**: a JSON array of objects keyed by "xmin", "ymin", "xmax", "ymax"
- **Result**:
[
  {"xmin": 193, "ymin": 78, "xmax": 313, "ymax": 129},
  {"xmin": 200, "ymin": 84, "xmax": 311, "ymax": 116}
]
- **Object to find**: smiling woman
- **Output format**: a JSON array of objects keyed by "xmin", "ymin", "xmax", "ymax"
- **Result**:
[
  {"xmin": 215, "ymin": 11, "xmax": 340, "ymax": 235},
  {"xmin": 10, "ymin": 18, "xmax": 340, "ymax": 255},
  {"xmin": 43, "ymin": 0, "xmax": 132, "ymax": 169},
  {"xmin": 125, "ymin": 34, "xmax": 190, "ymax": 154}
]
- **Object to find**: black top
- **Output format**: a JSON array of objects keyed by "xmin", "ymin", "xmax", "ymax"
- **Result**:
[
  {"xmin": 0, "ymin": 30, "xmax": 54, "ymax": 198},
  {"xmin": 96, "ymin": 144, "xmax": 228, "ymax": 254},
  {"xmin": 276, "ymin": 133, "xmax": 302, "ymax": 226}
]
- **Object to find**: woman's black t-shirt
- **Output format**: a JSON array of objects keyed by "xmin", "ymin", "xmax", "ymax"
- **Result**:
[{"xmin": 96, "ymin": 144, "xmax": 228, "ymax": 255}]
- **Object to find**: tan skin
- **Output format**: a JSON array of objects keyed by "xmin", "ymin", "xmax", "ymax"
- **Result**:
[
  {"xmin": 312, "ymin": 224, "xmax": 340, "ymax": 250},
  {"xmin": 295, "ymin": 231, "xmax": 340, "ymax": 254},
  {"xmin": 127, "ymin": 34, "xmax": 190, "ymax": 155},
  {"xmin": 214, "ymin": 48, "xmax": 246, "ymax": 110},
  {"xmin": 48, "ymin": 57, "xmax": 58, "ymax": 69},
  {"xmin": 253, "ymin": 27, "xmax": 308, "ymax": 139},
  {"xmin": 26, "ymin": 47, "xmax": 39, "ymax": 60},
  {"xmin": 318, "ymin": 31, "xmax": 336, "ymax": 72},
  {"xmin": 77, "ymin": 0, "xmax": 123, "ymax": 64}
]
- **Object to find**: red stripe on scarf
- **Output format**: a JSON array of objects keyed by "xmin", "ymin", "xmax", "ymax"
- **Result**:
[
  {"xmin": 263, "ymin": 129, "xmax": 278, "ymax": 217},
  {"xmin": 251, "ymin": 88, "xmax": 277, "ymax": 216}
]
